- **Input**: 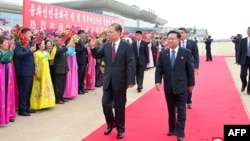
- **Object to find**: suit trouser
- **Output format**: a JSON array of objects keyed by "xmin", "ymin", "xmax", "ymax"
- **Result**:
[
  {"xmin": 206, "ymin": 48, "xmax": 212, "ymax": 61},
  {"xmin": 95, "ymin": 62, "xmax": 102, "ymax": 85},
  {"xmin": 136, "ymin": 63, "xmax": 145, "ymax": 89},
  {"xmin": 78, "ymin": 64, "xmax": 86, "ymax": 91},
  {"xmin": 102, "ymin": 80, "xmax": 127, "ymax": 133},
  {"xmin": 240, "ymin": 57, "xmax": 250, "ymax": 92},
  {"xmin": 54, "ymin": 74, "xmax": 66, "ymax": 102},
  {"xmin": 153, "ymin": 54, "xmax": 156, "ymax": 66},
  {"xmin": 18, "ymin": 76, "xmax": 33, "ymax": 113},
  {"xmin": 164, "ymin": 88, "xmax": 187, "ymax": 137},
  {"xmin": 49, "ymin": 65, "xmax": 55, "ymax": 86}
]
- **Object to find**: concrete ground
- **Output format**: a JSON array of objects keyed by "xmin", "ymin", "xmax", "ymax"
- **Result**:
[{"xmin": 0, "ymin": 41, "xmax": 249, "ymax": 141}]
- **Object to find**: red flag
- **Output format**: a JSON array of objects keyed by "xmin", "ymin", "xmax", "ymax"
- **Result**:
[
  {"xmin": 0, "ymin": 19, "xmax": 9, "ymax": 26},
  {"xmin": 45, "ymin": 28, "xmax": 57, "ymax": 35},
  {"xmin": 60, "ymin": 26, "xmax": 75, "ymax": 42}
]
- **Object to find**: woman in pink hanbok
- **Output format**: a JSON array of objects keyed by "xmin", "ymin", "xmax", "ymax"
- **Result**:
[
  {"xmin": 63, "ymin": 37, "xmax": 78, "ymax": 98},
  {"xmin": 146, "ymin": 38, "xmax": 154, "ymax": 68},
  {"xmin": 0, "ymin": 36, "xmax": 16, "ymax": 125},
  {"xmin": 84, "ymin": 43, "xmax": 96, "ymax": 90}
]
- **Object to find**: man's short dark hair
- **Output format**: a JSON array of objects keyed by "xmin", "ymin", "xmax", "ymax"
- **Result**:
[
  {"xmin": 77, "ymin": 30, "xmax": 85, "ymax": 35},
  {"xmin": 178, "ymin": 27, "xmax": 187, "ymax": 33},
  {"xmin": 110, "ymin": 23, "xmax": 123, "ymax": 34},
  {"xmin": 135, "ymin": 31, "xmax": 142, "ymax": 34},
  {"xmin": 167, "ymin": 30, "xmax": 181, "ymax": 39},
  {"xmin": 21, "ymin": 28, "xmax": 31, "ymax": 34}
]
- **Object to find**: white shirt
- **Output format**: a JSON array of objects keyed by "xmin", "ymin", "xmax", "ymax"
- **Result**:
[
  {"xmin": 113, "ymin": 38, "xmax": 121, "ymax": 53},
  {"xmin": 170, "ymin": 46, "xmax": 179, "ymax": 59},
  {"xmin": 181, "ymin": 39, "xmax": 187, "ymax": 48}
]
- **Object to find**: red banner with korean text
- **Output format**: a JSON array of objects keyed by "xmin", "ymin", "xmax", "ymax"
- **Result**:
[{"xmin": 23, "ymin": 0, "xmax": 124, "ymax": 33}]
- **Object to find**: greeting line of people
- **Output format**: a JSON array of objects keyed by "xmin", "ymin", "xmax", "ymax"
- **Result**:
[{"xmin": 0, "ymin": 26, "xmax": 162, "ymax": 126}]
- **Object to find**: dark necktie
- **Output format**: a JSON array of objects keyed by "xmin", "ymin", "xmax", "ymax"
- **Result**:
[
  {"xmin": 112, "ymin": 43, "xmax": 116, "ymax": 62},
  {"xmin": 171, "ymin": 50, "xmax": 176, "ymax": 68}
]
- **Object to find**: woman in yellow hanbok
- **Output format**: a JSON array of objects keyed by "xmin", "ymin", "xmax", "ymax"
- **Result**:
[{"xmin": 30, "ymin": 40, "xmax": 56, "ymax": 110}]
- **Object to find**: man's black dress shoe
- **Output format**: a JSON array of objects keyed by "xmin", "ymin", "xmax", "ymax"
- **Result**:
[
  {"xmin": 241, "ymin": 84, "xmax": 247, "ymax": 92},
  {"xmin": 177, "ymin": 137, "xmax": 184, "ymax": 141},
  {"xmin": 95, "ymin": 84, "xmax": 101, "ymax": 87},
  {"xmin": 27, "ymin": 110, "xmax": 36, "ymax": 113},
  {"xmin": 104, "ymin": 127, "xmax": 113, "ymax": 135},
  {"xmin": 18, "ymin": 112, "xmax": 30, "ymax": 116},
  {"xmin": 78, "ymin": 91, "xmax": 84, "ymax": 94},
  {"xmin": 62, "ymin": 99, "xmax": 69, "ymax": 102},
  {"xmin": 56, "ymin": 101, "xmax": 64, "ymax": 104},
  {"xmin": 117, "ymin": 132, "xmax": 124, "ymax": 139},
  {"xmin": 137, "ymin": 89, "xmax": 142, "ymax": 93},
  {"xmin": 104, "ymin": 124, "xmax": 116, "ymax": 135},
  {"xmin": 167, "ymin": 132, "xmax": 175, "ymax": 136},
  {"xmin": 9, "ymin": 118, "xmax": 15, "ymax": 122}
]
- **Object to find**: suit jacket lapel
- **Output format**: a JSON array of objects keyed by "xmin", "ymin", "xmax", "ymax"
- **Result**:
[
  {"xmin": 186, "ymin": 40, "xmax": 189, "ymax": 49},
  {"xmin": 173, "ymin": 48, "xmax": 183, "ymax": 69},
  {"xmin": 107, "ymin": 42, "xmax": 113, "ymax": 64},
  {"xmin": 165, "ymin": 48, "xmax": 172, "ymax": 68},
  {"xmin": 113, "ymin": 41, "xmax": 123, "ymax": 64}
]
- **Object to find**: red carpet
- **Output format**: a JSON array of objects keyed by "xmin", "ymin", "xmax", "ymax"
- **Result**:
[{"xmin": 82, "ymin": 56, "xmax": 250, "ymax": 141}]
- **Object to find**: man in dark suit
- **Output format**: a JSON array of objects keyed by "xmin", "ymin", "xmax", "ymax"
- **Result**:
[
  {"xmin": 53, "ymin": 37, "xmax": 69, "ymax": 104},
  {"xmin": 90, "ymin": 23, "xmax": 136, "ymax": 139},
  {"xmin": 236, "ymin": 27, "xmax": 250, "ymax": 94},
  {"xmin": 95, "ymin": 46, "xmax": 103, "ymax": 87},
  {"xmin": 75, "ymin": 30, "xmax": 88, "ymax": 94},
  {"xmin": 231, "ymin": 34, "xmax": 242, "ymax": 63},
  {"xmin": 14, "ymin": 28, "xmax": 36, "ymax": 116},
  {"xmin": 179, "ymin": 27, "xmax": 199, "ymax": 109},
  {"xmin": 132, "ymin": 31, "xmax": 149, "ymax": 92},
  {"xmin": 155, "ymin": 30, "xmax": 195, "ymax": 141},
  {"xmin": 204, "ymin": 35, "xmax": 213, "ymax": 61},
  {"xmin": 151, "ymin": 37, "xmax": 158, "ymax": 66}
]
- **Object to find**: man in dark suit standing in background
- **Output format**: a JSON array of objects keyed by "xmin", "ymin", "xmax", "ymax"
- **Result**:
[
  {"xmin": 204, "ymin": 35, "xmax": 213, "ymax": 61},
  {"xmin": 14, "ymin": 28, "xmax": 36, "ymax": 116},
  {"xmin": 75, "ymin": 30, "xmax": 88, "ymax": 94},
  {"xmin": 179, "ymin": 27, "xmax": 199, "ymax": 109},
  {"xmin": 151, "ymin": 37, "xmax": 158, "ymax": 66},
  {"xmin": 53, "ymin": 37, "xmax": 69, "ymax": 104},
  {"xmin": 95, "ymin": 45, "xmax": 103, "ymax": 87},
  {"xmin": 155, "ymin": 30, "xmax": 195, "ymax": 141},
  {"xmin": 90, "ymin": 23, "xmax": 136, "ymax": 139},
  {"xmin": 237, "ymin": 27, "xmax": 250, "ymax": 94},
  {"xmin": 132, "ymin": 31, "xmax": 149, "ymax": 92},
  {"xmin": 231, "ymin": 34, "xmax": 242, "ymax": 63}
]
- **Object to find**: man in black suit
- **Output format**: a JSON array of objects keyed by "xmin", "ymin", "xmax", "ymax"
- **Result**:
[
  {"xmin": 151, "ymin": 37, "xmax": 158, "ymax": 66},
  {"xmin": 179, "ymin": 27, "xmax": 199, "ymax": 109},
  {"xmin": 155, "ymin": 30, "xmax": 195, "ymax": 141},
  {"xmin": 75, "ymin": 30, "xmax": 88, "ymax": 94},
  {"xmin": 95, "ymin": 46, "xmax": 103, "ymax": 87},
  {"xmin": 53, "ymin": 37, "xmax": 69, "ymax": 104},
  {"xmin": 204, "ymin": 35, "xmax": 213, "ymax": 61},
  {"xmin": 90, "ymin": 23, "xmax": 136, "ymax": 139},
  {"xmin": 236, "ymin": 27, "xmax": 250, "ymax": 94},
  {"xmin": 132, "ymin": 31, "xmax": 149, "ymax": 92},
  {"xmin": 231, "ymin": 34, "xmax": 242, "ymax": 63}
]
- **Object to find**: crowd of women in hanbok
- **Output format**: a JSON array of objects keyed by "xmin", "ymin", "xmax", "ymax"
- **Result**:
[{"xmin": 0, "ymin": 26, "xmax": 166, "ymax": 126}]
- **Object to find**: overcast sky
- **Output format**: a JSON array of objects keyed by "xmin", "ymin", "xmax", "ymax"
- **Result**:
[{"xmin": 6, "ymin": 0, "xmax": 250, "ymax": 39}]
